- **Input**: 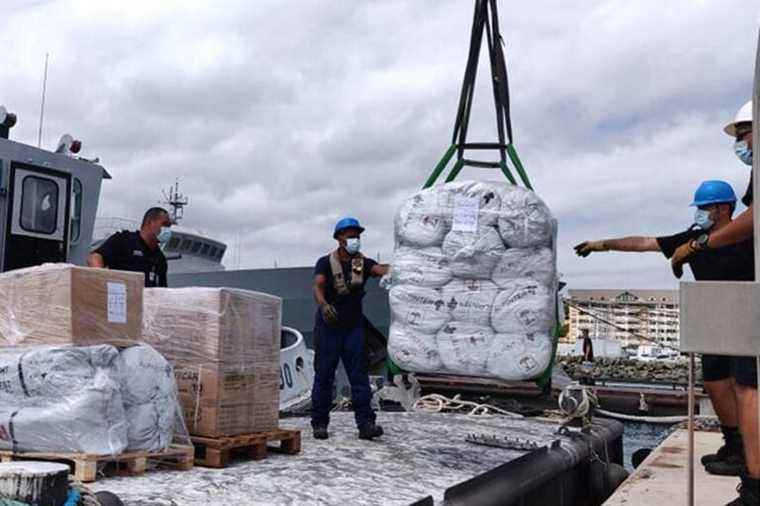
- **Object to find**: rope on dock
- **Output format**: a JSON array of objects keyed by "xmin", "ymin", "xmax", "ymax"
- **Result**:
[{"xmin": 413, "ymin": 393, "xmax": 523, "ymax": 418}]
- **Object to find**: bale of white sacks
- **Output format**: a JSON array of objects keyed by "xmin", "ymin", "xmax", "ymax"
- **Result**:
[{"xmin": 389, "ymin": 180, "xmax": 558, "ymax": 381}]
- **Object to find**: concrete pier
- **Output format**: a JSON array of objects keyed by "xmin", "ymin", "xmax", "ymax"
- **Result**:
[{"xmin": 604, "ymin": 429, "xmax": 738, "ymax": 505}]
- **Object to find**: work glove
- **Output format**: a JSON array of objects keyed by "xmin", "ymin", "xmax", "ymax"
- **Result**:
[
  {"xmin": 671, "ymin": 241, "xmax": 698, "ymax": 279},
  {"xmin": 379, "ymin": 268, "xmax": 393, "ymax": 290},
  {"xmin": 320, "ymin": 303, "xmax": 339, "ymax": 324},
  {"xmin": 573, "ymin": 240, "xmax": 608, "ymax": 257}
]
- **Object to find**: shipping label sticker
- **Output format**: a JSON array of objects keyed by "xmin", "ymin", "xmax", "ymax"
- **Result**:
[
  {"xmin": 107, "ymin": 282, "xmax": 128, "ymax": 324},
  {"xmin": 452, "ymin": 195, "xmax": 479, "ymax": 233}
]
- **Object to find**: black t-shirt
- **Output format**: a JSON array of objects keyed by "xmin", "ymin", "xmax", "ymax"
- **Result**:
[
  {"xmin": 743, "ymin": 175, "xmax": 753, "ymax": 207},
  {"xmin": 314, "ymin": 254, "xmax": 377, "ymax": 328},
  {"xmin": 656, "ymin": 228, "xmax": 754, "ymax": 281},
  {"xmin": 94, "ymin": 230, "xmax": 168, "ymax": 287}
]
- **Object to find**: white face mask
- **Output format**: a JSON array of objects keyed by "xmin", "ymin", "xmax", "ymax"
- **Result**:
[
  {"xmin": 345, "ymin": 237, "xmax": 361, "ymax": 255},
  {"xmin": 694, "ymin": 209, "xmax": 714, "ymax": 230},
  {"xmin": 734, "ymin": 140, "xmax": 753, "ymax": 166}
]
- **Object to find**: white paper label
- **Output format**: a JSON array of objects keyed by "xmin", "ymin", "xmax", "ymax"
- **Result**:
[
  {"xmin": 452, "ymin": 196, "xmax": 480, "ymax": 232},
  {"xmin": 107, "ymin": 282, "xmax": 127, "ymax": 324}
]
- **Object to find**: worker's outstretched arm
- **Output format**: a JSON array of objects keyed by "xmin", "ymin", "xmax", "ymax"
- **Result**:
[
  {"xmin": 574, "ymin": 236, "xmax": 660, "ymax": 257},
  {"xmin": 86, "ymin": 252, "xmax": 105, "ymax": 268},
  {"xmin": 370, "ymin": 263, "xmax": 390, "ymax": 277},
  {"xmin": 706, "ymin": 208, "xmax": 753, "ymax": 249}
]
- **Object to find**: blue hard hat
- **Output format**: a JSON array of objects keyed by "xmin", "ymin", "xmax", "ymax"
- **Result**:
[
  {"xmin": 690, "ymin": 180, "xmax": 737, "ymax": 207},
  {"xmin": 333, "ymin": 217, "xmax": 365, "ymax": 238}
]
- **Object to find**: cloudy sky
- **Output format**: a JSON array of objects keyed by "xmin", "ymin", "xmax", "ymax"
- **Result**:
[{"xmin": 2, "ymin": 0, "xmax": 759, "ymax": 290}]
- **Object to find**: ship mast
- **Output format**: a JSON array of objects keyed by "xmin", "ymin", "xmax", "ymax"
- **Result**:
[{"xmin": 161, "ymin": 180, "xmax": 189, "ymax": 225}]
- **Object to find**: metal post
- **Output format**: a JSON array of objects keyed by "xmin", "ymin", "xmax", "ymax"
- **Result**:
[
  {"xmin": 688, "ymin": 352, "xmax": 695, "ymax": 506},
  {"xmin": 754, "ymin": 27, "xmax": 760, "ymax": 493}
]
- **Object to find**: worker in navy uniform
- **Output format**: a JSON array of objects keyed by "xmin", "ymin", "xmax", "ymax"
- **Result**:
[
  {"xmin": 87, "ymin": 207, "xmax": 171, "ymax": 288},
  {"xmin": 668, "ymin": 101, "xmax": 759, "ymax": 506},
  {"xmin": 575, "ymin": 180, "xmax": 753, "ymax": 479},
  {"xmin": 311, "ymin": 217, "xmax": 389, "ymax": 440}
]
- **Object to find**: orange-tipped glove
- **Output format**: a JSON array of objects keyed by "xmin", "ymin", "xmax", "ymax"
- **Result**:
[{"xmin": 671, "ymin": 241, "xmax": 698, "ymax": 279}]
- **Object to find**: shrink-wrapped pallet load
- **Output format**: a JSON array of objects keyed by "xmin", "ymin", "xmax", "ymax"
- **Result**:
[
  {"xmin": 142, "ymin": 287, "xmax": 282, "ymax": 437},
  {"xmin": 389, "ymin": 181, "xmax": 558, "ymax": 381},
  {"xmin": 0, "ymin": 264, "xmax": 143, "ymax": 347},
  {"xmin": 0, "ymin": 343, "xmax": 187, "ymax": 454}
]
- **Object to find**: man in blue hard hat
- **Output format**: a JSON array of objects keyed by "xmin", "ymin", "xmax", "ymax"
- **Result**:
[
  {"xmin": 311, "ymin": 217, "xmax": 389, "ymax": 441},
  {"xmin": 575, "ymin": 180, "xmax": 754, "ymax": 478}
]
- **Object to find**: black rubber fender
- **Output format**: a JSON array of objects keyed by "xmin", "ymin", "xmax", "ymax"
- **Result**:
[{"xmin": 93, "ymin": 491, "xmax": 124, "ymax": 506}]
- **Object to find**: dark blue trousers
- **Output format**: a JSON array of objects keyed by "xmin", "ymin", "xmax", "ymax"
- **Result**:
[{"xmin": 311, "ymin": 323, "xmax": 375, "ymax": 428}]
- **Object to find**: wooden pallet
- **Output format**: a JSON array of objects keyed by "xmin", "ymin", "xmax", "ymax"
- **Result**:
[
  {"xmin": 191, "ymin": 428, "xmax": 301, "ymax": 468},
  {"xmin": 0, "ymin": 444, "xmax": 194, "ymax": 483}
]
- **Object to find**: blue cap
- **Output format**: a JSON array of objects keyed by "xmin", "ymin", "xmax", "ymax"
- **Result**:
[
  {"xmin": 333, "ymin": 217, "xmax": 365, "ymax": 238},
  {"xmin": 690, "ymin": 180, "xmax": 737, "ymax": 207}
]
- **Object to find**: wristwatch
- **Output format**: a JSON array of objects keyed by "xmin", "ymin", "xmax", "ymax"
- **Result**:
[{"xmin": 693, "ymin": 233, "xmax": 710, "ymax": 251}]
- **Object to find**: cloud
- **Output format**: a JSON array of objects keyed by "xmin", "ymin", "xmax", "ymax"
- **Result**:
[{"xmin": 1, "ymin": 0, "xmax": 757, "ymax": 289}]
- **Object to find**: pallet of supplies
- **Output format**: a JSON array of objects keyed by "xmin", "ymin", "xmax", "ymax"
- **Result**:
[
  {"xmin": 0, "ymin": 263, "xmax": 143, "ymax": 347},
  {"xmin": 143, "ymin": 287, "xmax": 282, "ymax": 437},
  {"xmin": 389, "ymin": 181, "xmax": 558, "ymax": 381}
]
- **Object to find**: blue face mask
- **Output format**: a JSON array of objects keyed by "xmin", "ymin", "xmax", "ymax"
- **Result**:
[
  {"xmin": 345, "ymin": 237, "xmax": 361, "ymax": 255},
  {"xmin": 694, "ymin": 209, "xmax": 714, "ymax": 231},
  {"xmin": 156, "ymin": 226, "xmax": 172, "ymax": 244},
  {"xmin": 734, "ymin": 140, "xmax": 753, "ymax": 166}
]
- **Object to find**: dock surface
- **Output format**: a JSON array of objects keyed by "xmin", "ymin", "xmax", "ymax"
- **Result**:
[
  {"xmin": 604, "ymin": 429, "xmax": 737, "ymax": 505},
  {"xmin": 90, "ymin": 411, "xmax": 617, "ymax": 506}
]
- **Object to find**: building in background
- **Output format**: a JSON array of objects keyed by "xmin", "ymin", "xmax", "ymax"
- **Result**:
[{"xmin": 564, "ymin": 289, "xmax": 679, "ymax": 348}]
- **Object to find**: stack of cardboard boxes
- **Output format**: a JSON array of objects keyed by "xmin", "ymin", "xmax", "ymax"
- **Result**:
[
  {"xmin": 0, "ymin": 264, "xmax": 282, "ymax": 441},
  {"xmin": 143, "ymin": 288, "xmax": 281, "ymax": 437}
]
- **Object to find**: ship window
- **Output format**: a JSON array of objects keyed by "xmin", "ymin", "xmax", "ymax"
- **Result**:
[
  {"xmin": 21, "ymin": 176, "xmax": 58, "ymax": 235},
  {"xmin": 209, "ymin": 246, "xmax": 218, "ymax": 258},
  {"xmin": 70, "ymin": 178, "xmax": 83, "ymax": 244},
  {"xmin": 167, "ymin": 237, "xmax": 180, "ymax": 249},
  {"xmin": 180, "ymin": 239, "xmax": 192, "ymax": 251},
  {"xmin": 201, "ymin": 244, "xmax": 210, "ymax": 256},
  {"xmin": 191, "ymin": 241, "xmax": 202, "ymax": 253},
  {"xmin": 216, "ymin": 248, "xmax": 224, "ymax": 260}
]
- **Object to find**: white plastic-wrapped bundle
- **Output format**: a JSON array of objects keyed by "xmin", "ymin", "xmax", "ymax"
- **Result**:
[
  {"xmin": 395, "ymin": 189, "xmax": 450, "ymax": 247},
  {"xmin": 389, "ymin": 285, "xmax": 450, "ymax": 334},
  {"xmin": 440, "ymin": 181, "xmax": 502, "ymax": 229},
  {"xmin": 441, "ymin": 279, "xmax": 498, "ymax": 326},
  {"xmin": 436, "ymin": 322, "xmax": 494, "ymax": 375},
  {"xmin": 496, "ymin": 185, "xmax": 554, "ymax": 247},
  {"xmin": 389, "ymin": 180, "xmax": 557, "ymax": 381},
  {"xmin": 492, "ymin": 247, "xmax": 555, "ymax": 288},
  {"xmin": 392, "ymin": 247, "xmax": 453, "ymax": 288},
  {"xmin": 491, "ymin": 279, "xmax": 554, "ymax": 335},
  {"xmin": 486, "ymin": 333, "xmax": 553, "ymax": 380},
  {"xmin": 0, "ymin": 345, "xmax": 128, "ymax": 454},
  {"xmin": 442, "ymin": 227, "xmax": 505, "ymax": 279},
  {"xmin": 116, "ymin": 345, "xmax": 179, "ymax": 452},
  {"xmin": 387, "ymin": 324, "xmax": 442, "ymax": 372}
]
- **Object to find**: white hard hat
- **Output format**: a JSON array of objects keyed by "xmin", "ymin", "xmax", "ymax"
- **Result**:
[{"xmin": 724, "ymin": 100, "xmax": 753, "ymax": 136}]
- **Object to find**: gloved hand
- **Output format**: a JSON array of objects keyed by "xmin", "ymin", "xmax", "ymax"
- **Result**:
[
  {"xmin": 320, "ymin": 303, "xmax": 339, "ymax": 324},
  {"xmin": 379, "ymin": 268, "xmax": 393, "ymax": 290},
  {"xmin": 671, "ymin": 241, "xmax": 697, "ymax": 279},
  {"xmin": 574, "ymin": 241, "xmax": 608, "ymax": 257}
]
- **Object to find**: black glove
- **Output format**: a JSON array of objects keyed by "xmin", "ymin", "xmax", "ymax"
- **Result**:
[{"xmin": 321, "ymin": 303, "xmax": 338, "ymax": 324}]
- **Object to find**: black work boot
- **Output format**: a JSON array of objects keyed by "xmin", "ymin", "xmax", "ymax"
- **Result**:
[
  {"xmin": 703, "ymin": 426, "xmax": 742, "ymax": 465},
  {"xmin": 358, "ymin": 422, "xmax": 384, "ymax": 440},
  {"xmin": 705, "ymin": 450, "xmax": 745, "ymax": 476},
  {"xmin": 312, "ymin": 425, "xmax": 329, "ymax": 440},
  {"xmin": 726, "ymin": 473, "xmax": 760, "ymax": 506}
]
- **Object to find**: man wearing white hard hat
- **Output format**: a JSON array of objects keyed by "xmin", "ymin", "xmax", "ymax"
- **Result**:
[{"xmin": 671, "ymin": 101, "xmax": 758, "ymax": 506}]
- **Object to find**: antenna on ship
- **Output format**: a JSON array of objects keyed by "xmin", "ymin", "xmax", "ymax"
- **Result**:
[
  {"xmin": 161, "ymin": 180, "xmax": 189, "ymax": 225},
  {"xmin": 37, "ymin": 53, "xmax": 50, "ymax": 148}
]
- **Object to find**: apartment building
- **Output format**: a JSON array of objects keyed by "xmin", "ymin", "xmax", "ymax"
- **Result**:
[{"xmin": 564, "ymin": 289, "xmax": 679, "ymax": 347}]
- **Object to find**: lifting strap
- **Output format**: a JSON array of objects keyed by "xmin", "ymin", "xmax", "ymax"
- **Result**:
[
  {"xmin": 422, "ymin": 0, "xmax": 532, "ymax": 190},
  {"xmin": 329, "ymin": 250, "xmax": 364, "ymax": 295}
]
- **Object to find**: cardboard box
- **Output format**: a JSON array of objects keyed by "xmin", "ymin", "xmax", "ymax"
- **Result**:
[
  {"xmin": 175, "ymin": 365, "xmax": 279, "ymax": 437},
  {"xmin": 143, "ymin": 287, "xmax": 282, "ymax": 437},
  {"xmin": 0, "ymin": 264, "xmax": 143, "ymax": 347}
]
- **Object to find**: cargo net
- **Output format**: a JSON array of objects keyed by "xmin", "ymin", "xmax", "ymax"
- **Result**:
[
  {"xmin": 0, "ymin": 342, "xmax": 190, "ymax": 455},
  {"xmin": 389, "ymin": 181, "xmax": 558, "ymax": 381}
]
